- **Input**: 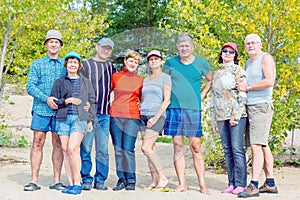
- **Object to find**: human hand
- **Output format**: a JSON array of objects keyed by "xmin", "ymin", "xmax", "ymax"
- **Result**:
[
  {"xmin": 146, "ymin": 117, "xmax": 158, "ymax": 128},
  {"xmin": 230, "ymin": 121, "xmax": 238, "ymax": 126},
  {"xmin": 84, "ymin": 101, "xmax": 90, "ymax": 112},
  {"xmin": 212, "ymin": 121, "xmax": 219, "ymax": 134},
  {"xmin": 47, "ymin": 96, "xmax": 58, "ymax": 109},
  {"xmin": 65, "ymin": 97, "xmax": 82, "ymax": 105},
  {"xmin": 236, "ymin": 78, "xmax": 248, "ymax": 92},
  {"xmin": 86, "ymin": 121, "xmax": 93, "ymax": 132}
]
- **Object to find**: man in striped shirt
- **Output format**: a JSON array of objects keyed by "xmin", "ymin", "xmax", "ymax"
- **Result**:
[{"xmin": 79, "ymin": 38, "xmax": 116, "ymax": 190}]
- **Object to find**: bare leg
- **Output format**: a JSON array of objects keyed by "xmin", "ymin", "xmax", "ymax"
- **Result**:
[
  {"xmin": 262, "ymin": 146, "xmax": 274, "ymax": 178},
  {"xmin": 60, "ymin": 135, "xmax": 73, "ymax": 185},
  {"xmin": 141, "ymin": 130, "xmax": 167, "ymax": 188},
  {"xmin": 251, "ymin": 144, "xmax": 264, "ymax": 181},
  {"xmin": 51, "ymin": 132, "xmax": 63, "ymax": 184},
  {"xmin": 68, "ymin": 132, "xmax": 84, "ymax": 185},
  {"xmin": 147, "ymin": 158, "xmax": 158, "ymax": 188},
  {"xmin": 30, "ymin": 130, "xmax": 46, "ymax": 184},
  {"xmin": 172, "ymin": 136, "xmax": 187, "ymax": 192},
  {"xmin": 189, "ymin": 136, "xmax": 209, "ymax": 194}
]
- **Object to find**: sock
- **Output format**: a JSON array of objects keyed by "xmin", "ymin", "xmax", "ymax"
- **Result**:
[
  {"xmin": 250, "ymin": 180, "xmax": 258, "ymax": 189},
  {"xmin": 266, "ymin": 178, "xmax": 275, "ymax": 187}
]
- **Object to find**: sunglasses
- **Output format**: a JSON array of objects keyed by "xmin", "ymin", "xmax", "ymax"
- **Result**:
[{"xmin": 222, "ymin": 49, "xmax": 235, "ymax": 55}]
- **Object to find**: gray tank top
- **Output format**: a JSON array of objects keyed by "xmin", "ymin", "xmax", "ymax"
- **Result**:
[{"xmin": 245, "ymin": 52, "xmax": 274, "ymax": 105}]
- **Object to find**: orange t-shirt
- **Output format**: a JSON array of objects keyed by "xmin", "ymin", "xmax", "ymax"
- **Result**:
[{"xmin": 110, "ymin": 69, "xmax": 143, "ymax": 119}]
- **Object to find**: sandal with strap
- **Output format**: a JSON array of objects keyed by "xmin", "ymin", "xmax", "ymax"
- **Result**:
[
  {"xmin": 49, "ymin": 182, "xmax": 66, "ymax": 190},
  {"xmin": 24, "ymin": 182, "xmax": 41, "ymax": 191}
]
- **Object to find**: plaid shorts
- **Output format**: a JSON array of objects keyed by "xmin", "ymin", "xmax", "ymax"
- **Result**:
[{"xmin": 164, "ymin": 108, "xmax": 203, "ymax": 137}]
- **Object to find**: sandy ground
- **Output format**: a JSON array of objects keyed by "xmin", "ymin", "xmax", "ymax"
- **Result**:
[{"xmin": 0, "ymin": 94, "xmax": 300, "ymax": 200}]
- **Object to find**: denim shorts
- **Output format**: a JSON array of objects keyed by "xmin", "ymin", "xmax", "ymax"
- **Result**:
[
  {"xmin": 140, "ymin": 115, "xmax": 166, "ymax": 134},
  {"xmin": 164, "ymin": 108, "xmax": 203, "ymax": 137},
  {"xmin": 56, "ymin": 114, "xmax": 87, "ymax": 136},
  {"xmin": 30, "ymin": 112, "xmax": 56, "ymax": 132}
]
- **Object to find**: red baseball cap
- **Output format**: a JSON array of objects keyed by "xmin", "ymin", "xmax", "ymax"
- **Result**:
[{"xmin": 222, "ymin": 42, "xmax": 238, "ymax": 52}]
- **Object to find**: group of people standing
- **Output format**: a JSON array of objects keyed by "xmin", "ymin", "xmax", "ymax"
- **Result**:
[{"xmin": 23, "ymin": 29, "xmax": 278, "ymax": 198}]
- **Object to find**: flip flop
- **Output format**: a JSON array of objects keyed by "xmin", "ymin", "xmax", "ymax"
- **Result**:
[
  {"xmin": 49, "ymin": 182, "xmax": 66, "ymax": 190},
  {"xmin": 152, "ymin": 187, "xmax": 171, "ymax": 192},
  {"xmin": 24, "ymin": 182, "xmax": 41, "ymax": 191},
  {"xmin": 144, "ymin": 185, "xmax": 156, "ymax": 191}
]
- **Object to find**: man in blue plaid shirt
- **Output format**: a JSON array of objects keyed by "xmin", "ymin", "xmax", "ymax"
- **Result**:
[{"xmin": 24, "ymin": 30, "xmax": 67, "ymax": 191}]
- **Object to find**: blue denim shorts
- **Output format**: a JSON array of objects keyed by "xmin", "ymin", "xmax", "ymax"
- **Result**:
[
  {"xmin": 56, "ymin": 114, "xmax": 87, "ymax": 136},
  {"xmin": 30, "ymin": 112, "xmax": 56, "ymax": 132},
  {"xmin": 164, "ymin": 108, "xmax": 203, "ymax": 137}
]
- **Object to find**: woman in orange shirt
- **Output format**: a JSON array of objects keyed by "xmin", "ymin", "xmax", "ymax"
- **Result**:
[{"xmin": 110, "ymin": 51, "xmax": 143, "ymax": 191}]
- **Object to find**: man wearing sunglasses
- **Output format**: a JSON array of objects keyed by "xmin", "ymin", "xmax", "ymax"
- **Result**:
[{"xmin": 237, "ymin": 34, "xmax": 278, "ymax": 198}]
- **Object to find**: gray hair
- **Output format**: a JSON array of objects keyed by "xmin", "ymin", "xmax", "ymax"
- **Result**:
[
  {"xmin": 177, "ymin": 33, "xmax": 194, "ymax": 46},
  {"xmin": 245, "ymin": 33, "xmax": 262, "ymax": 43}
]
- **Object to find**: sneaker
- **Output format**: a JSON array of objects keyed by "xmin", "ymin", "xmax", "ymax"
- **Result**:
[
  {"xmin": 81, "ymin": 182, "xmax": 92, "ymax": 190},
  {"xmin": 112, "ymin": 180, "xmax": 126, "ymax": 191},
  {"xmin": 62, "ymin": 185, "xmax": 73, "ymax": 193},
  {"xmin": 238, "ymin": 183, "xmax": 259, "ymax": 198},
  {"xmin": 259, "ymin": 182, "xmax": 278, "ymax": 194},
  {"xmin": 232, "ymin": 186, "xmax": 245, "ymax": 195},
  {"xmin": 125, "ymin": 183, "xmax": 135, "ymax": 191},
  {"xmin": 221, "ymin": 185, "xmax": 235, "ymax": 193},
  {"xmin": 68, "ymin": 185, "xmax": 82, "ymax": 195},
  {"xmin": 94, "ymin": 182, "xmax": 108, "ymax": 190}
]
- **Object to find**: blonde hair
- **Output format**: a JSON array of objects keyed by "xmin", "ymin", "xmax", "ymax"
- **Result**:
[{"xmin": 125, "ymin": 51, "xmax": 141, "ymax": 62}]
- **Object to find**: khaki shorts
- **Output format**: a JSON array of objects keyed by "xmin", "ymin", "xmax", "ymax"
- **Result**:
[{"xmin": 247, "ymin": 102, "xmax": 274, "ymax": 146}]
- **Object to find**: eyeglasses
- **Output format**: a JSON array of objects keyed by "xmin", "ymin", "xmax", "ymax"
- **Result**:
[
  {"xmin": 67, "ymin": 61, "xmax": 79, "ymax": 65},
  {"xmin": 100, "ymin": 46, "xmax": 113, "ymax": 51},
  {"xmin": 245, "ymin": 41, "xmax": 260, "ymax": 46},
  {"xmin": 222, "ymin": 49, "xmax": 235, "ymax": 55}
]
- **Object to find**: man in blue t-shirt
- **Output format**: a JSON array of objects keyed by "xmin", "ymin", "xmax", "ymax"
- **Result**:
[{"xmin": 163, "ymin": 33, "xmax": 212, "ymax": 194}]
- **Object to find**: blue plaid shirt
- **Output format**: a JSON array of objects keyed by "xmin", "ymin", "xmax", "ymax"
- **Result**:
[{"xmin": 26, "ymin": 55, "xmax": 66, "ymax": 116}]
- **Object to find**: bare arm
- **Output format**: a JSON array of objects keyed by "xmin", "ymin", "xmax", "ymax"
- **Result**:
[
  {"xmin": 237, "ymin": 54, "xmax": 275, "ymax": 92},
  {"xmin": 201, "ymin": 71, "xmax": 213, "ymax": 100},
  {"xmin": 249, "ymin": 54, "xmax": 275, "ymax": 90}
]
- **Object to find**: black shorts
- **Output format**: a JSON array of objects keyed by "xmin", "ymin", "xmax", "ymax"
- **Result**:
[{"xmin": 140, "ymin": 115, "xmax": 166, "ymax": 134}]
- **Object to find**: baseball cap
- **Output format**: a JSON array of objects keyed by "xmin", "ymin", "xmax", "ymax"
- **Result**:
[
  {"xmin": 222, "ymin": 42, "xmax": 238, "ymax": 52},
  {"xmin": 44, "ymin": 30, "xmax": 63, "ymax": 46},
  {"xmin": 64, "ymin": 52, "xmax": 81, "ymax": 61},
  {"xmin": 98, "ymin": 38, "xmax": 114, "ymax": 49},
  {"xmin": 147, "ymin": 50, "xmax": 163, "ymax": 61}
]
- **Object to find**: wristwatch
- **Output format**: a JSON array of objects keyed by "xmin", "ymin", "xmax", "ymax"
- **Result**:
[{"xmin": 247, "ymin": 85, "xmax": 251, "ymax": 91}]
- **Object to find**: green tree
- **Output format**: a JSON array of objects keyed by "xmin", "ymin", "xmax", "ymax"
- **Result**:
[
  {"xmin": 162, "ymin": 0, "xmax": 300, "ymax": 165},
  {"xmin": 0, "ymin": 0, "xmax": 108, "ymax": 101},
  {"xmin": 103, "ymin": 0, "xmax": 169, "ymax": 36}
]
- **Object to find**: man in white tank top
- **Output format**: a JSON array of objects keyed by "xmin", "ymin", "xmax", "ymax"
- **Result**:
[{"xmin": 236, "ymin": 34, "xmax": 278, "ymax": 198}]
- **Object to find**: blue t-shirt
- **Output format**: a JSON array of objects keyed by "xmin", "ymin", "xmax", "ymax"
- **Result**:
[
  {"xmin": 163, "ymin": 55, "xmax": 210, "ymax": 111},
  {"xmin": 140, "ymin": 73, "xmax": 172, "ymax": 116}
]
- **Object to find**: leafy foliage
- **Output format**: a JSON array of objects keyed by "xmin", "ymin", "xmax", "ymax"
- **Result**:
[
  {"xmin": 0, "ymin": 0, "xmax": 109, "ymax": 88},
  {"xmin": 162, "ymin": 0, "xmax": 300, "ymax": 167}
]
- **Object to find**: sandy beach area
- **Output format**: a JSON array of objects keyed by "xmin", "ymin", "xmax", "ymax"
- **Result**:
[{"xmin": 0, "ymin": 94, "xmax": 299, "ymax": 200}]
